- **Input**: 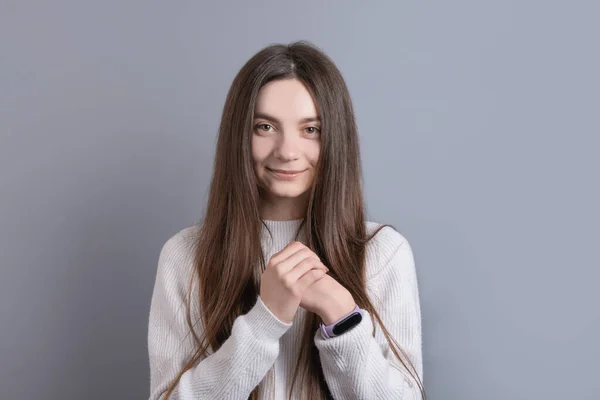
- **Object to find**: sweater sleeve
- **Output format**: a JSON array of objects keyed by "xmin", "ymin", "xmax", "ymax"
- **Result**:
[
  {"xmin": 313, "ymin": 235, "xmax": 424, "ymax": 400},
  {"xmin": 148, "ymin": 229, "xmax": 293, "ymax": 400}
]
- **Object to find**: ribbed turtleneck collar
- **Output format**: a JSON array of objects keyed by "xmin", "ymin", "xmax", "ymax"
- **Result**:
[{"xmin": 260, "ymin": 218, "xmax": 307, "ymax": 254}]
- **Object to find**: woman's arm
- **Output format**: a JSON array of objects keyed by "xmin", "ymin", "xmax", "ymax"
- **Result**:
[
  {"xmin": 148, "ymin": 228, "xmax": 292, "ymax": 400},
  {"xmin": 314, "ymin": 234, "xmax": 424, "ymax": 400}
]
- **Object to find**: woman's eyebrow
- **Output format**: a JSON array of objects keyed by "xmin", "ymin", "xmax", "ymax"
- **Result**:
[{"xmin": 254, "ymin": 112, "xmax": 321, "ymax": 124}]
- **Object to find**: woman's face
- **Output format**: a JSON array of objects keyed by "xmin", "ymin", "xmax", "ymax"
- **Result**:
[{"xmin": 251, "ymin": 78, "xmax": 321, "ymax": 213}]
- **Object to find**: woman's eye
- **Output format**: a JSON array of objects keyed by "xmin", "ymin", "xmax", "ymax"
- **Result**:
[
  {"xmin": 305, "ymin": 126, "xmax": 321, "ymax": 134},
  {"xmin": 256, "ymin": 123, "xmax": 272, "ymax": 132}
]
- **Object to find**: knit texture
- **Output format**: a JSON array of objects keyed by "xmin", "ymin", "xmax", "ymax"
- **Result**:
[{"xmin": 148, "ymin": 219, "xmax": 423, "ymax": 399}]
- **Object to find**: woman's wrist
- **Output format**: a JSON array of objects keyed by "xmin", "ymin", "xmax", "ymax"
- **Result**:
[{"xmin": 318, "ymin": 297, "xmax": 357, "ymax": 325}]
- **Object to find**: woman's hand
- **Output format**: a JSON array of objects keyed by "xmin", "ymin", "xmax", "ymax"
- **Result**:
[
  {"xmin": 260, "ymin": 241, "xmax": 329, "ymax": 324},
  {"xmin": 299, "ymin": 271, "xmax": 356, "ymax": 325}
]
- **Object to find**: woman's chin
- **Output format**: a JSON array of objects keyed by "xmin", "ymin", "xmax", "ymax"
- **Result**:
[{"xmin": 265, "ymin": 186, "xmax": 310, "ymax": 199}]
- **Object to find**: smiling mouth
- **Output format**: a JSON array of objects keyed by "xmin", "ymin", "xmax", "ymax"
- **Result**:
[{"xmin": 267, "ymin": 168, "xmax": 306, "ymax": 179}]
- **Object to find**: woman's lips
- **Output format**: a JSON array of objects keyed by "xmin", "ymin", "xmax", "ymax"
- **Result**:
[{"xmin": 267, "ymin": 168, "xmax": 306, "ymax": 179}]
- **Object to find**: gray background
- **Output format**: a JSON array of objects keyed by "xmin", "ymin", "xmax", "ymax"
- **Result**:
[{"xmin": 1, "ymin": 1, "xmax": 598, "ymax": 399}]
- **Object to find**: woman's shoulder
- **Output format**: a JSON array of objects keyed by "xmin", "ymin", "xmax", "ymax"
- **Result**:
[
  {"xmin": 160, "ymin": 224, "xmax": 201, "ymax": 257},
  {"xmin": 156, "ymin": 224, "xmax": 202, "ymax": 280},
  {"xmin": 364, "ymin": 220, "xmax": 412, "ymax": 279},
  {"xmin": 365, "ymin": 220, "xmax": 408, "ymax": 248},
  {"xmin": 163, "ymin": 223, "xmax": 201, "ymax": 246}
]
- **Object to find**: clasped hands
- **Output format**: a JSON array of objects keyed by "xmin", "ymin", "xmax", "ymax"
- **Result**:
[{"xmin": 260, "ymin": 241, "xmax": 356, "ymax": 325}]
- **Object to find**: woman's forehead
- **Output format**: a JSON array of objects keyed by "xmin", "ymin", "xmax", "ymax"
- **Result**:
[{"xmin": 254, "ymin": 79, "xmax": 319, "ymax": 122}]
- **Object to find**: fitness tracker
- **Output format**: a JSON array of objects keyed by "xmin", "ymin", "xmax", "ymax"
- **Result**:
[{"xmin": 319, "ymin": 305, "xmax": 363, "ymax": 339}]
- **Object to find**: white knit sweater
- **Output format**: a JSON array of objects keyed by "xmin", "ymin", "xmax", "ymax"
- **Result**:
[{"xmin": 148, "ymin": 219, "xmax": 423, "ymax": 399}]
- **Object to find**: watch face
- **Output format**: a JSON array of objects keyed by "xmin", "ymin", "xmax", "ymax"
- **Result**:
[{"xmin": 332, "ymin": 312, "xmax": 362, "ymax": 335}]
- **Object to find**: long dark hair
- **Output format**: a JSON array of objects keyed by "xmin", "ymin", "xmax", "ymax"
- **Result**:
[{"xmin": 162, "ymin": 40, "xmax": 426, "ymax": 400}]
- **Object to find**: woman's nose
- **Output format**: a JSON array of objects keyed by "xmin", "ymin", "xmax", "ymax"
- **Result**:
[{"xmin": 273, "ymin": 132, "xmax": 300, "ymax": 160}]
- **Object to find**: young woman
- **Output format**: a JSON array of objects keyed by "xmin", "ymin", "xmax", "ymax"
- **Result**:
[{"xmin": 148, "ymin": 41, "xmax": 425, "ymax": 400}]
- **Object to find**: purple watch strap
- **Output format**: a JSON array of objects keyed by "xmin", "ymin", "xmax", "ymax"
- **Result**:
[{"xmin": 319, "ymin": 305, "xmax": 361, "ymax": 339}]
